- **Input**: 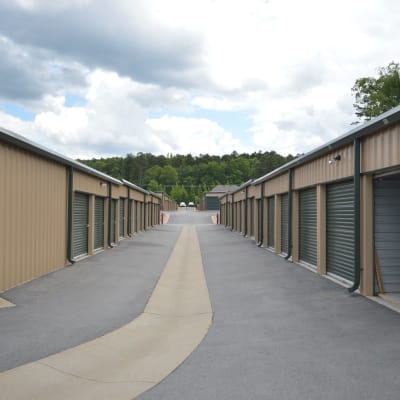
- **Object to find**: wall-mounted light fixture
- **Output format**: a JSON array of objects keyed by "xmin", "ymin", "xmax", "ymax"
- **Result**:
[
  {"xmin": 328, "ymin": 154, "xmax": 341, "ymax": 164},
  {"xmin": 99, "ymin": 181, "xmax": 106, "ymax": 186}
]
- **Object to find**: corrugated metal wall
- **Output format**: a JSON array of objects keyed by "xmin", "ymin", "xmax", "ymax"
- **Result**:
[
  {"xmin": 293, "ymin": 144, "xmax": 354, "ymax": 189},
  {"xmin": 362, "ymin": 125, "xmax": 400, "ymax": 173},
  {"xmin": 0, "ymin": 143, "xmax": 67, "ymax": 292}
]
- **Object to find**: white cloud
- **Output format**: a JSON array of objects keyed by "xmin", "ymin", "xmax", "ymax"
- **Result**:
[
  {"xmin": 1, "ymin": 69, "xmax": 246, "ymax": 158},
  {"xmin": 1, "ymin": 0, "xmax": 400, "ymax": 159},
  {"xmin": 147, "ymin": 115, "xmax": 249, "ymax": 155}
]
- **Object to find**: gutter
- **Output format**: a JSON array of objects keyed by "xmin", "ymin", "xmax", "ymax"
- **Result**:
[
  {"xmin": 348, "ymin": 138, "xmax": 361, "ymax": 292},
  {"xmin": 0, "ymin": 127, "xmax": 120, "ymax": 185},
  {"xmin": 66, "ymin": 166, "xmax": 75, "ymax": 264},
  {"xmin": 252, "ymin": 104, "xmax": 400, "ymax": 186}
]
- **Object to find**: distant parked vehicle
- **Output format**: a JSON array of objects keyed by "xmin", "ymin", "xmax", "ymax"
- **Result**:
[
  {"xmin": 188, "ymin": 201, "xmax": 194, "ymax": 207},
  {"xmin": 179, "ymin": 202, "xmax": 187, "ymax": 207}
]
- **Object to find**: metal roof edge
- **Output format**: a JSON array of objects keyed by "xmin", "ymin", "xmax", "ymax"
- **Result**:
[
  {"xmin": 230, "ymin": 179, "xmax": 254, "ymax": 194},
  {"xmin": 0, "ymin": 126, "xmax": 121, "ymax": 185},
  {"xmin": 253, "ymin": 105, "xmax": 400, "ymax": 185},
  {"xmin": 121, "ymin": 179, "xmax": 149, "ymax": 194}
]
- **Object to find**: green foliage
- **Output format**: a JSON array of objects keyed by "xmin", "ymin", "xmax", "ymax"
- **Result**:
[
  {"xmin": 79, "ymin": 150, "xmax": 294, "ymax": 203},
  {"xmin": 170, "ymin": 185, "xmax": 188, "ymax": 203},
  {"xmin": 352, "ymin": 61, "xmax": 400, "ymax": 123}
]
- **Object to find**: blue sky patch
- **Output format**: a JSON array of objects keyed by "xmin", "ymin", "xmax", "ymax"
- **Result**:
[
  {"xmin": 149, "ymin": 107, "xmax": 253, "ymax": 142},
  {"xmin": 1, "ymin": 102, "xmax": 36, "ymax": 121},
  {"xmin": 64, "ymin": 93, "xmax": 87, "ymax": 108}
]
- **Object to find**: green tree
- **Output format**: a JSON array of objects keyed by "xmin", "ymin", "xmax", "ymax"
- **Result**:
[
  {"xmin": 170, "ymin": 185, "xmax": 188, "ymax": 203},
  {"xmin": 159, "ymin": 165, "xmax": 178, "ymax": 188},
  {"xmin": 352, "ymin": 61, "xmax": 400, "ymax": 123}
]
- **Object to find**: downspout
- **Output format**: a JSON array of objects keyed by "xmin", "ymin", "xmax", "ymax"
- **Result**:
[
  {"xmin": 244, "ymin": 185, "xmax": 249, "ymax": 237},
  {"xmin": 127, "ymin": 187, "xmax": 131, "ymax": 237},
  {"xmin": 258, "ymin": 181, "xmax": 265, "ymax": 247},
  {"xmin": 108, "ymin": 182, "xmax": 113, "ymax": 248},
  {"xmin": 349, "ymin": 137, "xmax": 361, "ymax": 293},
  {"xmin": 67, "ymin": 166, "xmax": 75, "ymax": 264},
  {"xmin": 285, "ymin": 169, "xmax": 293, "ymax": 260}
]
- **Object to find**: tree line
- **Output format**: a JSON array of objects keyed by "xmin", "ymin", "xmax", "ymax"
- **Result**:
[
  {"xmin": 80, "ymin": 61, "xmax": 400, "ymax": 204},
  {"xmin": 79, "ymin": 151, "xmax": 296, "ymax": 204}
]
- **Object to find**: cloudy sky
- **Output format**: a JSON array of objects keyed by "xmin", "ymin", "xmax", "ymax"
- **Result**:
[{"xmin": 0, "ymin": 0, "xmax": 399, "ymax": 159}]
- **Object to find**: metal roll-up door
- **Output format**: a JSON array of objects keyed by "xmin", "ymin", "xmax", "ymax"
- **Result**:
[
  {"xmin": 119, "ymin": 199, "xmax": 125, "ymax": 238},
  {"xmin": 94, "ymin": 196, "xmax": 104, "ymax": 250},
  {"xmin": 134, "ymin": 201, "xmax": 138, "ymax": 233},
  {"xmin": 299, "ymin": 188, "xmax": 317, "ymax": 266},
  {"xmin": 73, "ymin": 192, "xmax": 89, "ymax": 258},
  {"xmin": 110, "ymin": 199, "xmax": 116, "ymax": 244},
  {"xmin": 281, "ymin": 193, "xmax": 288, "ymax": 254},
  {"xmin": 206, "ymin": 196, "xmax": 220, "ymax": 210},
  {"xmin": 250, "ymin": 198, "xmax": 254, "ymax": 237},
  {"xmin": 128, "ymin": 199, "xmax": 132, "ymax": 235},
  {"xmin": 374, "ymin": 178, "xmax": 400, "ymax": 293},
  {"xmin": 326, "ymin": 181, "xmax": 354, "ymax": 281},
  {"xmin": 267, "ymin": 196, "xmax": 275, "ymax": 248}
]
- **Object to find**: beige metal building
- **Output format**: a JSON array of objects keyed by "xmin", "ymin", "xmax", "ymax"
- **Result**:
[
  {"xmin": 0, "ymin": 127, "xmax": 161, "ymax": 292},
  {"xmin": 220, "ymin": 105, "xmax": 400, "ymax": 298}
]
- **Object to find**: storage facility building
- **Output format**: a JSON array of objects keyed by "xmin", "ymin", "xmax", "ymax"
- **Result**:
[
  {"xmin": 220, "ymin": 105, "xmax": 400, "ymax": 298},
  {"xmin": 0, "ymin": 127, "xmax": 162, "ymax": 292}
]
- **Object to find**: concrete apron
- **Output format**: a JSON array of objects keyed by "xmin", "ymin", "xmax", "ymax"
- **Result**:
[{"xmin": 0, "ymin": 225, "xmax": 213, "ymax": 400}]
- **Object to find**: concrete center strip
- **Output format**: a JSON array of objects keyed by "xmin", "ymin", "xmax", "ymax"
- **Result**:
[
  {"xmin": 0, "ymin": 297, "xmax": 15, "ymax": 309},
  {"xmin": 0, "ymin": 225, "xmax": 213, "ymax": 400}
]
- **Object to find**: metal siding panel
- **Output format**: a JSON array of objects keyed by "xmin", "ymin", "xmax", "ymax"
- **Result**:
[
  {"xmin": 267, "ymin": 197, "xmax": 275, "ymax": 248},
  {"xmin": 94, "ymin": 197, "xmax": 104, "ymax": 250},
  {"xmin": 374, "ymin": 180, "xmax": 400, "ymax": 292},
  {"xmin": 363, "ymin": 125, "xmax": 400, "ymax": 173},
  {"xmin": 1, "ymin": 143, "xmax": 67, "ymax": 291},
  {"xmin": 326, "ymin": 181, "xmax": 355, "ymax": 281},
  {"xmin": 299, "ymin": 188, "xmax": 317, "ymax": 266},
  {"xmin": 73, "ymin": 192, "xmax": 89, "ymax": 258},
  {"xmin": 281, "ymin": 194, "xmax": 288, "ymax": 254}
]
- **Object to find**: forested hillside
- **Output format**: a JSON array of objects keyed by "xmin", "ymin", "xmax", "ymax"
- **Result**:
[{"xmin": 80, "ymin": 151, "xmax": 296, "ymax": 203}]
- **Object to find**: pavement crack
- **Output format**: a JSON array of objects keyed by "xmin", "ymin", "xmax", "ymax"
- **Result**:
[{"xmin": 37, "ymin": 361, "xmax": 157, "ymax": 385}]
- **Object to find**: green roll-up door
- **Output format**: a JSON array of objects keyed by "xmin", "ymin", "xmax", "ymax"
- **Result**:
[
  {"xmin": 374, "ymin": 178, "xmax": 400, "ymax": 293},
  {"xmin": 119, "ymin": 198, "xmax": 125, "ymax": 238},
  {"xmin": 299, "ymin": 187, "xmax": 317, "ymax": 266},
  {"xmin": 73, "ymin": 192, "xmax": 89, "ymax": 258},
  {"xmin": 134, "ymin": 201, "xmax": 138, "ymax": 233},
  {"xmin": 281, "ymin": 193, "xmax": 288, "ymax": 254},
  {"xmin": 206, "ymin": 196, "xmax": 220, "ymax": 210},
  {"xmin": 267, "ymin": 196, "xmax": 275, "ymax": 248},
  {"xmin": 250, "ymin": 198, "xmax": 254, "ymax": 237},
  {"xmin": 326, "ymin": 181, "xmax": 354, "ymax": 281},
  {"xmin": 110, "ymin": 199, "xmax": 116, "ymax": 244},
  {"xmin": 94, "ymin": 196, "xmax": 104, "ymax": 250}
]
